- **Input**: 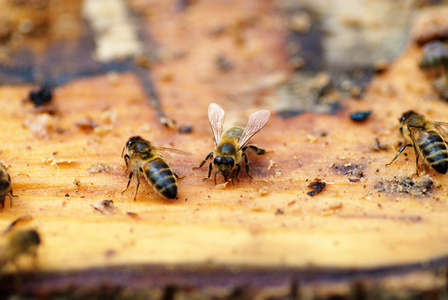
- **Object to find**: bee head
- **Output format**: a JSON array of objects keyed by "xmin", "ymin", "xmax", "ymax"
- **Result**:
[
  {"xmin": 126, "ymin": 136, "xmax": 142, "ymax": 148},
  {"xmin": 399, "ymin": 110, "xmax": 424, "ymax": 138},
  {"xmin": 0, "ymin": 179, "xmax": 10, "ymax": 192},
  {"xmin": 10, "ymin": 229, "xmax": 41, "ymax": 251},
  {"xmin": 25, "ymin": 230, "xmax": 41, "ymax": 247},
  {"xmin": 399, "ymin": 111, "xmax": 416, "ymax": 134},
  {"xmin": 214, "ymin": 156, "xmax": 235, "ymax": 176},
  {"xmin": 126, "ymin": 136, "xmax": 151, "ymax": 153},
  {"xmin": 400, "ymin": 111, "xmax": 417, "ymax": 124}
]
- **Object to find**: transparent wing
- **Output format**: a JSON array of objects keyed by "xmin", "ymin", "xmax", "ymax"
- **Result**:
[
  {"xmin": 431, "ymin": 121, "xmax": 448, "ymax": 138},
  {"xmin": 156, "ymin": 147, "xmax": 192, "ymax": 160},
  {"xmin": 3, "ymin": 215, "xmax": 33, "ymax": 235},
  {"xmin": 208, "ymin": 103, "xmax": 225, "ymax": 145},
  {"xmin": 238, "ymin": 110, "xmax": 270, "ymax": 150}
]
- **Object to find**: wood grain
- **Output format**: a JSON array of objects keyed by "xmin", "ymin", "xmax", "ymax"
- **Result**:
[{"xmin": 1, "ymin": 0, "xmax": 448, "ymax": 298}]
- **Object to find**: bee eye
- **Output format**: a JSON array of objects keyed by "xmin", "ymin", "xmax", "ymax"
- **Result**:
[
  {"xmin": 0, "ymin": 180, "xmax": 9, "ymax": 190},
  {"xmin": 214, "ymin": 157, "xmax": 234, "ymax": 165}
]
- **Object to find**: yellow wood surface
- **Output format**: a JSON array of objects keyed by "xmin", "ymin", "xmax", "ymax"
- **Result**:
[{"xmin": 0, "ymin": 1, "xmax": 447, "ymax": 285}]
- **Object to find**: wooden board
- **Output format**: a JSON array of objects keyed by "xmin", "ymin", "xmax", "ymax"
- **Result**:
[{"xmin": 1, "ymin": 0, "xmax": 448, "ymax": 298}]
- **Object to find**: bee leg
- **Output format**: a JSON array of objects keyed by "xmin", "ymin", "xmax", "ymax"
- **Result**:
[
  {"xmin": 173, "ymin": 171, "xmax": 185, "ymax": 179},
  {"xmin": 243, "ymin": 152, "xmax": 253, "ymax": 179},
  {"xmin": 235, "ymin": 164, "xmax": 241, "ymax": 183},
  {"xmin": 123, "ymin": 154, "xmax": 131, "ymax": 172},
  {"xmin": 193, "ymin": 152, "xmax": 213, "ymax": 170},
  {"xmin": 7, "ymin": 188, "xmax": 18, "ymax": 208},
  {"xmin": 244, "ymin": 145, "xmax": 267, "ymax": 155},
  {"xmin": 222, "ymin": 174, "xmax": 232, "ymax": 185},
  {"xmin": 31, "ymin": 249, "xmax": 39, "ymax": 269},
  {"xmin": 414, "ymin": 147, "xmax": 420, "ymax": 176},
  {"xmin": 214, "ymin": 170, "xmax": 221, "ymax": 185},
  {"xmin": 7, "ymin": 196, "xmax": 11, "ymax": 209},
  {"xmin": 133, "ymin": 170, "xmax": 142, "ymax": 201},
  {"xmin": 406, "ymin": 125, "xmax": 424, "ymax": 175},
  {"xmin": 205, "ymin": 162, "xmax": 213, "ymax": 181},
  {"xmin": 386, "ymin": 144, "xmax": 412, "ymax": 167},
  {"xmin": 122, "ymin": 170, "xmax": 135, "ymax": 195}
]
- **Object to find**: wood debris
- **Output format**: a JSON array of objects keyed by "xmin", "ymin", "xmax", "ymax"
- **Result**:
[
  {"xmin": 91, "ymin": 200, "xmax": 116, "ymax": 215},
  {"xmin": 126, "ymin": 212, "xmax": 139, "ymax": 219},
  {"xmin": 87, "ymin": 164, "xmax": 110, "ymax": 174},
  {"xmin": 42, "ymin": 156, "xmax": 75, "ymax": 166},
  {"xmin": 23, "ymin": 114, "xmax": 57, "ymax": 139},
  {"xmin": 215, "ymin": 182, "xmax": 228, "ymax": 189},
  {"xmin": 375, "ymin": 175, "xmax": 434, "ymax": 196},
  {"xmin": 259, "ymin": 186, "xmax": 269, "ymax": 196},
  {"xmin": 75, "ymin": 117, "xmax": 97, "ymax": 132}
]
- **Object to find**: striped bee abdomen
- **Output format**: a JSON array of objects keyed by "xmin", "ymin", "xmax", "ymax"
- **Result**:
[
  {"xmin": 419, "ymin": 131, "xmax": 448, "ymax": 174},
  {"xmin": 144, "ymin": 158, "xmax": 178, "ymax": 199}
]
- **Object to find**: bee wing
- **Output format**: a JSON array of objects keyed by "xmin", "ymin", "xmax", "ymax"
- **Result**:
[
  {"xmin": 3, "ymin": 215, "xmax": 33, "ymax": 235},
  {"xmin": 237, "ymin": 110, "xmax": 270, "ymax": 150},
  {"xmin": 156, "ymin": 147, "xmax": 192, "ymax": 160},
  {"xmin": 208, "ymin": 103, "xmax": 225, "ymax": 145},
  {"xmin": 431, "ymin": 121, "xmax": 448, "ymax": 138}
]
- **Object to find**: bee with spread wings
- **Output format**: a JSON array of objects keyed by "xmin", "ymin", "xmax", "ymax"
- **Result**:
[
  {"xmin": 193, "ymin": 103, "xmax": 270, "ymax": 184},
  {"xmin": 387, "ymin": 110, "xmax": 448, "ymax": 175}
]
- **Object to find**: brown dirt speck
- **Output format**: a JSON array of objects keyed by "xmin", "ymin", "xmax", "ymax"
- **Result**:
[
  {"xmin": 331, "ymin": 163, "xmax": 365, "ymax": 178},
  {"xmin": 307, "ymin": 178, "xmax": 326, "ymax": 197},
  {"xmin": 374, "ymin": 175, "xmax": 434, "ymax": 196}
]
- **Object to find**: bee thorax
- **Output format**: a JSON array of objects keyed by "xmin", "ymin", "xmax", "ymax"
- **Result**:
[{"xmin": 217, "ymin": 143, "xmax": 237, "ymax": 155}]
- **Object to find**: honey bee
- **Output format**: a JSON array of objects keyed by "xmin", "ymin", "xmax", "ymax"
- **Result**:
[
  {"xmin": 0, "ymin": 163, "xmax": 16, "ymax": 210},
  {"xmin": 387, "ymin": 110, "xmax": 448, "ymax": 175},
  {"xmin": 122, "ymin": 136, "xmax": 186, "ymax": 200},
  {"xmin": 0, "ymin": 229, "xmax": 41, "ymax": 269},
  {"xmin": 193, "ymin": 103, "xmax": 270, "ymax": 184},
  {"xmin": 419, "ymin": 41, "xmax": 448, "ymax": 71}
]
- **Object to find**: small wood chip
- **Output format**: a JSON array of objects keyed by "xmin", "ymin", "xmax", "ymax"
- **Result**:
[{"xmin": 91, "ymin": 200, "xmax": 116, "ymax": 215}]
